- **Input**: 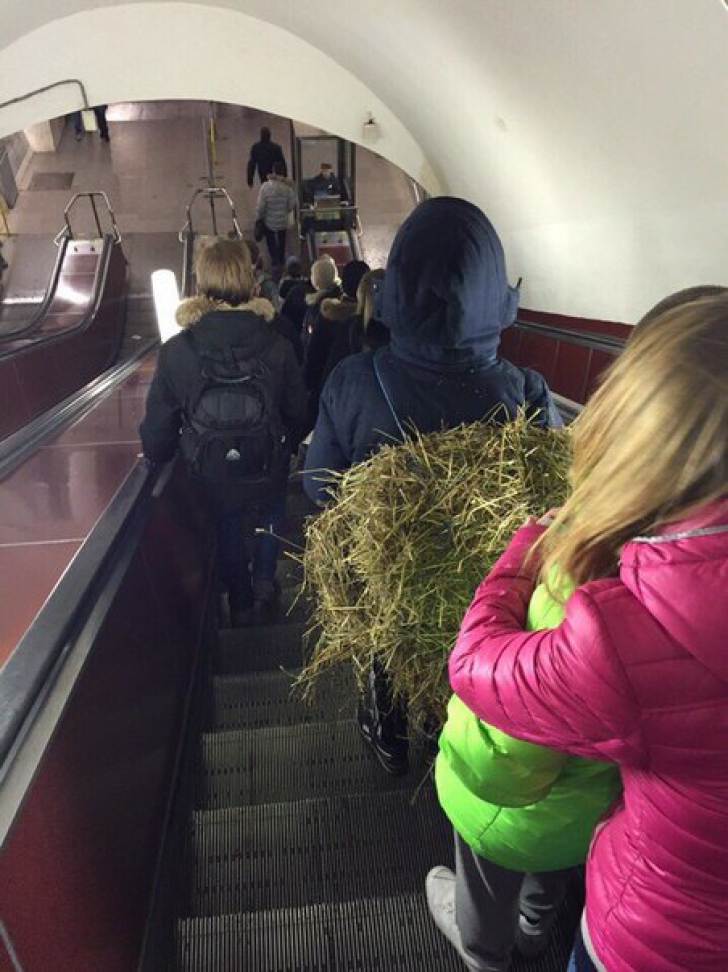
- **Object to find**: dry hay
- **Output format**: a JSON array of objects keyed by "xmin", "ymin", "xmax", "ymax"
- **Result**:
[{"xmin": 297, "ymin": 417, "xmax": 571, "ymax": 731}]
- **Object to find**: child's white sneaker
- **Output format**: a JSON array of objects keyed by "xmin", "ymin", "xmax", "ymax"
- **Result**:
[{"xmin": 425, "ymin": 866, "xmax": 504, "ymax": 971}]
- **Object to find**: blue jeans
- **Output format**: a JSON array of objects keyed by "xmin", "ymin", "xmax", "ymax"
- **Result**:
[
  {"xmin": 215, "ymin": 493, "xmax": 286, "ymax": 610},
  {"xmin": 568, "ymin": 924, "xmax": 598, "ymax": 972}
]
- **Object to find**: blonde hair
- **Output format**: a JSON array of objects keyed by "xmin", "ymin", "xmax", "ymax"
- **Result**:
[
  {"xmin": 195, "ymin": 238, "xmax": 254, "ymax": 306},
  {"xmin": 632, "ymin": 284, "xmax": 727, "ymax": 340},
  {"xmin": 357, "ymin": 269, "xmax": 385, "ymax": 327},
  {"xmin": 311, "ymin": 255, "xmax": 338, "ymax": 291},
  {"xmin": 540, "ymin": 295, "xmax": 728, "ymax": 587}
]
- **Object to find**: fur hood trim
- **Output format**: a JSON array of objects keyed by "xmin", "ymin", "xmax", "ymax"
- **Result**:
[
  {"xmin": 321, "ymin": 296, "xmax": 358, "ymax": 322},
  {"xmin": 305, "ymin": 285, "xmax": 341, "ymax": 308},
  {"xmin": 176, "ymin": 296, "xmax": 275, "ymax": 328}
]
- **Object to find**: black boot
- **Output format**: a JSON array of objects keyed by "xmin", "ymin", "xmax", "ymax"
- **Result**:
[{"xmin": 357, "ymin": 661, "xmax": 409, "ymax": 775}]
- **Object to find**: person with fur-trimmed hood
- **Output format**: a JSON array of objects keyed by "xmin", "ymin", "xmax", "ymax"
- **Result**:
[
  {"xmin": 301, "ymin": 255, "xmax": 342, "ymax": 348},
  {"xmin": 140, "ymin": 238, "xmax": 305, "ymax": 624},
  {"xmin": 303, "ymin": 259, "xmax": 370, "ymax": 426}
]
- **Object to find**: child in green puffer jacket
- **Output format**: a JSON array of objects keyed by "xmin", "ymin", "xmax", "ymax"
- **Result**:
[{"xmin": 427, "ymin": 575, "xmax": 621, "ymax": 972}]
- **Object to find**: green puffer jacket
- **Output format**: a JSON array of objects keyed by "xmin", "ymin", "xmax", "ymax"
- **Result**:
[{"xmin": 436, "ymin": 578, "xmax": 622, "ymax": 873}]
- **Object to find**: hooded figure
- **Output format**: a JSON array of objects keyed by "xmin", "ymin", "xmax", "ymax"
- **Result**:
[
  {"xmin": 303, "ymin": 196, "xmax": 561, "ymax": 505},
  {"xmin": 303, "ymin": 198, "xmax": 563, "ymax": 780}
]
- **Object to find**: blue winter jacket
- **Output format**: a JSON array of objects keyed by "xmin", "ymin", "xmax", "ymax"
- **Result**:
[{"xmin": 303, "ymin": 197, "xmax": 562, "ymax": 504}]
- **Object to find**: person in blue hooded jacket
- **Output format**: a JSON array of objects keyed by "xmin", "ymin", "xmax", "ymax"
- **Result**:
[{"xmin": 303, "ymin": 196, "xmax": 562, "ymax": 774}]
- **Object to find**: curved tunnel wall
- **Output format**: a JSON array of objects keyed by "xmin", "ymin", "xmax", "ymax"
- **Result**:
[{"xmin": 1, "ymin": 0, "xmax": 727, "ymax": 324}]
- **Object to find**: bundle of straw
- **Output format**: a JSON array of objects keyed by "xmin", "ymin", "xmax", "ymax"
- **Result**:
[{"xmin": 298, "ymin": 417, "xmax": 570, "ymax": 731}]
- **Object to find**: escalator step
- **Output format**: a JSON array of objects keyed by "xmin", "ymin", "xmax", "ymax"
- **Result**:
[
  {"xmin": 216, "ymin": 621, "xmax": 308, "ymax": 675},
  {"xmin": 285, "ymin": 486, "xmax": 318, "ymax": 517},
  {"xmin": 183, "ymin": 786, "xmax": 451, "ymax": 917},
  {"xmin": 209, "ymin": 669, "xmax": 355, "ymax": 732},
  {"xmin": 176, "ymin": 892, "xmax": 466, "ymax": 971},
  {"xmin": 276, "ymin": 554, "xmax": 303, "ymax": 588},
  {"xmin": 177, "ymin": 891, "xmax": 578, "ymax": 971},
  {"xmin": 195, "ymin": 720, "xmax": 426, "ymax": 810}
]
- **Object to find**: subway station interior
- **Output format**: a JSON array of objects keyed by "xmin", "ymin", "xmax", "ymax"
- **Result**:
[{"xmin": 0, "ymin": 3, "xmax": 727, "ymax": 971}]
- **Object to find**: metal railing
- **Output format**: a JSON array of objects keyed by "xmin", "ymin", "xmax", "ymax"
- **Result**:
[
  {"xmin": 0, "ymin": 79, "xmax": 90, "ymax": 115},
  {"xmin": 54, "ymin": 191, "xmax": 122, "ymax": 245},
  {"xmin": 178, "ymin": 186, "xmax": 242, "ymax": 243}
]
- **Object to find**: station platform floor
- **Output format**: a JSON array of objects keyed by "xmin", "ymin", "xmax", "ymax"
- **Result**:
[{"xmin": 1, "ymin": 100, "xmax": 416, "ymax": 303}]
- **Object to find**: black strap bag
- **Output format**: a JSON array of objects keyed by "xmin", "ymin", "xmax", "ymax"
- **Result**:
[{"xmin": 179, "ymin": 331, "xmax": 288, "ymax": 508}]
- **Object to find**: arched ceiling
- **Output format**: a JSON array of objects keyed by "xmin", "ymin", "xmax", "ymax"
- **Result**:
[{"xmin": 1, "ymin": 0, "xmax": 727, "ymax": 322}]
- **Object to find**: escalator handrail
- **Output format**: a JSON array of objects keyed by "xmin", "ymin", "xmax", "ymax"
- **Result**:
[
  {"xmin": 0, "ymin": 236, "xmax": 70, "ymax": 342},
  {"xmin": 513, "ymin": 317, "xmax": 625, "ymax": 355},
  {"xmin": 552, "ymin": 392, "xmax": 582, "ymax": 423},
  {"xmin": 0, "ymin": 454, "xmax": 163, "ymax": 788},
  {"xmin": 0, "ymin": 235, "xmax": 116, "ymax": 362},
  {"xmin": 181, "ymin": 230, "xmax": 195, "ymax": 299},
  {"xmin": 53, "ymin": 191, "xmax": 122, "ymax": 246},
  {"xmin": 178, "ymin": 187, "xmax": 242, "ymax": 244},
  {"xmin": 0, "ymin": 339, "xmax": 156, "ymax": 479}
]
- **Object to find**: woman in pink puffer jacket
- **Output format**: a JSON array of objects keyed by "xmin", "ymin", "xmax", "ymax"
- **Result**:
[{"xmin": 449, "ymin": 293, "xmax": 728, "ymax": 972}]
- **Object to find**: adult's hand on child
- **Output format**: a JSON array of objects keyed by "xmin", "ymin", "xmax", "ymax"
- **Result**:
[{"xmin": 537, "ymin": 507, "xmax": 561, "ymax": 526}]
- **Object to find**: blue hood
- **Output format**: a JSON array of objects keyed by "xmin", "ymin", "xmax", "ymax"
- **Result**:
[{"xmin": 382, "ymin": 197, "xmax": 520, "ymax": 369}]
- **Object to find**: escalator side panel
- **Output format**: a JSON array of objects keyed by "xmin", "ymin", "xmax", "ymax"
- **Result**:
[
  {"xmin": 0, "ymin": 468, "xmax": 214, "ymax": 972},
  {"xmin": 499, "ymin": 322, "xmax": 620, "ymax": 405},
  {"xmin": 0, "ymin": 242, "xmax": 128, "ymax": 441},
  {"xmin": 1, "ymin": 362, "xmax": 30, "ymax": 439}
]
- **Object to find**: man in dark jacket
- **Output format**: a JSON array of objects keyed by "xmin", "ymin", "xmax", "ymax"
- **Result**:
[
  {"xmin": 304, "ymin": 163, "xmax": 342, "ymax": 202},
  {"xmin": 303, "ymin": 196, "xmax": 561, "ymax": 772},
  {"xmin": 246, "ymin": 126, "xmax": 287, "ymax": 187},
  {"xmin": 141, "ymin": 239, "xmax": 305, "ymax": 624}
]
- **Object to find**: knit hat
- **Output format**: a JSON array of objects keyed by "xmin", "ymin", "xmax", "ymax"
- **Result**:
[
  {"xmin": 311, "ymin": 256, "xmax": 339, "ymax": 291},
  {"xmin": 341, "ymin": 260, "xmax": 371, "ymax": 299}
]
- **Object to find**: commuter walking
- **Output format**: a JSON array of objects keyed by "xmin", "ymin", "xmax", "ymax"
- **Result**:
[
  {"xmin": 247, "ymin": 126, "xmax": 287, "ymax": 187},
  {"xmin": 256, "ymin": 162, "xmax": 296, "ymax": 271},
  {"xmin": 72, "ymin": 105, "xmax": 110, "ymax": 142}
]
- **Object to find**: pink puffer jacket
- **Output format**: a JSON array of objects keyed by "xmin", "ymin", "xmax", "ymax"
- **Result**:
[{"xmin": 449, "ymin": 498, "xmax": 728, "ymax": 972}]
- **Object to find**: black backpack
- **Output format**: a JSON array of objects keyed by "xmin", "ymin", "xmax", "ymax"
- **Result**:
[{"xmin": 180, "ymin": 331, "xmax": 289, "ymax": 507}]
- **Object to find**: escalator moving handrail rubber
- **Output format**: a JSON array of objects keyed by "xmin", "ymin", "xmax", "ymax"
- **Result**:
[
  {"xmin": 513, "ymin": 318, "xmax": 625, "ymax": 354},
  {"xmin": 0, "ymin": 340, "xmax": 157, "ymax": 480},
  {"xmin": 0, "ymin": 458, "xmax": 161, "ymax": 780},
  {"xmin": 0, "ymin": 235, "xmax": 113, "ymax": 361},
  {"xmin": 0, "ymin": 236, "xmax": 70, "ymax": 342}
]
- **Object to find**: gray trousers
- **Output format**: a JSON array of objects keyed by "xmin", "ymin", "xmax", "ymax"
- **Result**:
[{"xmin": 455, "ymin": 833, "xmax": 568, "ymax": 971}]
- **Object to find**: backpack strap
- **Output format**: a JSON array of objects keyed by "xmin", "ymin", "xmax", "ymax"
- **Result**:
[{"xmin": 372, "ymin": 355, "xmax": 407, "ymax": 440}]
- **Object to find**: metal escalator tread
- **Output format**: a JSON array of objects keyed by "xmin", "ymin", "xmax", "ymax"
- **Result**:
[
  {"xmin": 184, "ymin": 787, "xmax": 452, "ymax": 917},
  {"xmin": 195, "ymin": 720, "xmax": 426, "ymax": 810},
  {"xmin": 208, "ymin": 669, "xmax": 355, "ymax": 732},
  {"xmin": 177, "ymin": 891, "xmax": 578, "ymax": 971},
  {"xmin": 176, "ymin": 892, "xmax": 466, "ymax": 971},
  {"xmin": 216, "ymin": 621, "xmax": 308, "ymax": 675}
]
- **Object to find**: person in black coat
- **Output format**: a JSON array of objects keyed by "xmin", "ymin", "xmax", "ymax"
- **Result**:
[
  {"xmin": 246, "ymin": 127, "xmax": 287, "ymax": 187},
  {"xmin": 140, "ymin": 239, "xmax": 305, "ymax": 624},
  {"xmin": 302, "ymin": 259, "xmax": 369, "ymax": 425},
  {"xmin": 303, "ymin": 196, "xmax": 562, "ymax": 773},
  {"xmin": 320, "ymin": 268, "xmax": 389, "ymax": 384}
]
